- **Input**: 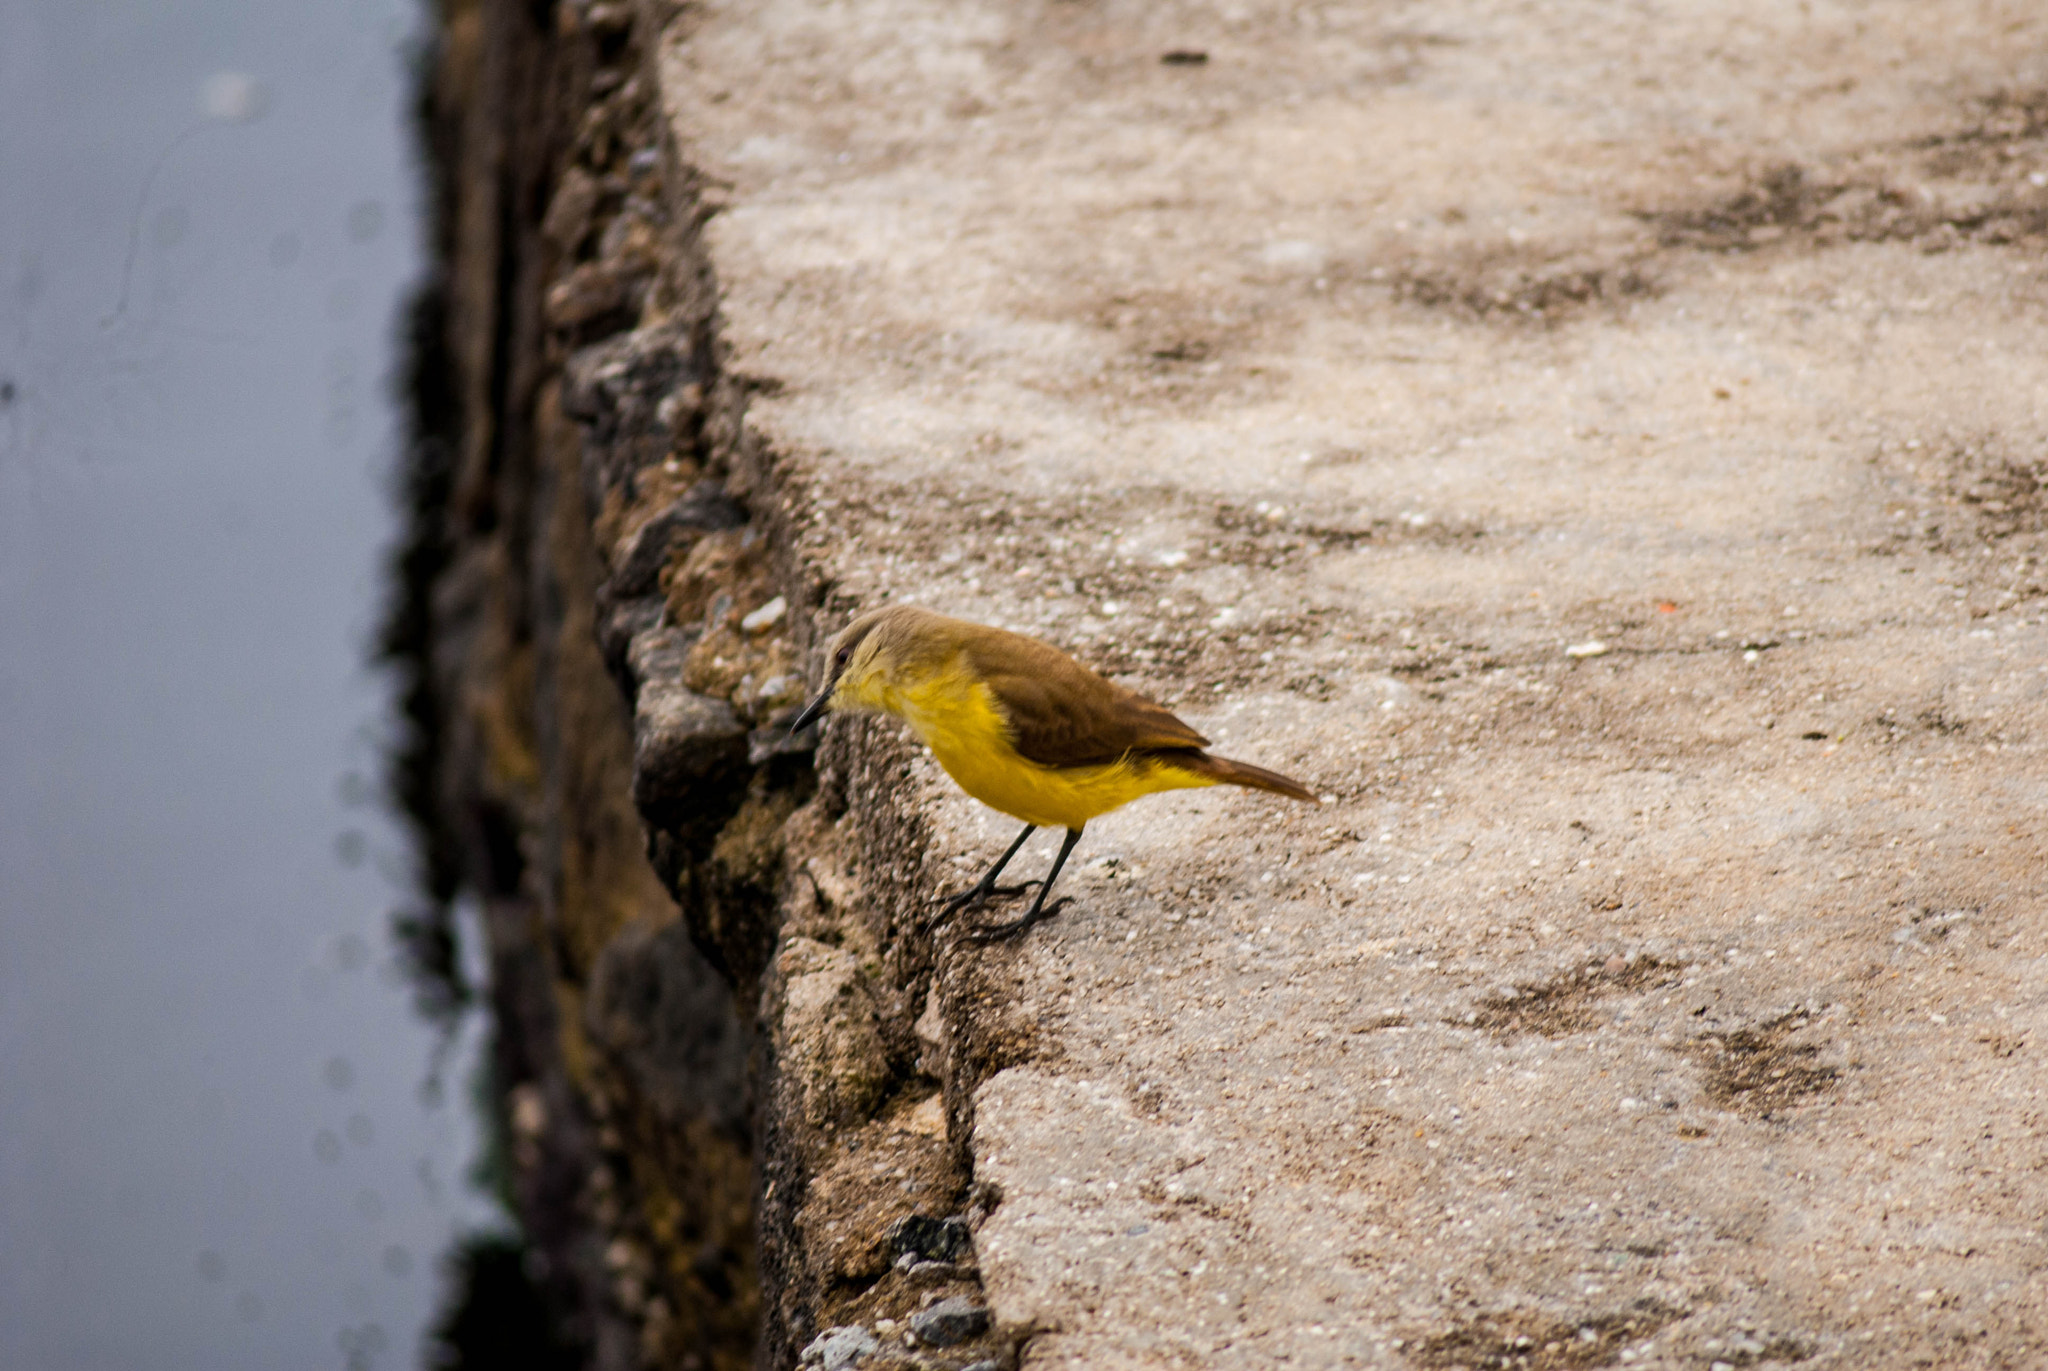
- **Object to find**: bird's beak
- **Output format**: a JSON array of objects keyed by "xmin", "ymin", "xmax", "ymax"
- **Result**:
[{"xmin": 789, "ymin": 687, "xmax": 833, "ymax": 736}]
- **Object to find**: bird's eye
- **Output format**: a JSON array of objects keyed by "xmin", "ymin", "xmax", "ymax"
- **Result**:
[{"xmin": 834, "ymin": 647, "xmax": 851, "ymax": 668}]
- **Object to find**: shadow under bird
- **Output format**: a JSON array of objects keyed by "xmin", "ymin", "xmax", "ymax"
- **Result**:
[{"xmin": 790, "ymin": 604, "xmax": 1318, "ymax": 939}]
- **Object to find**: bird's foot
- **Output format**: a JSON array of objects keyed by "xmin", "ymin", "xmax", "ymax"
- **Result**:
[
  {"xmin": 965, "ymin": 897, "xmax": 1073, "ymax": 944},
  {"xmin": 930, "ymin": 880, "xmax": 1038, "ymax": 921},
  {"xmin": 920, "ymin": 882, "xmax": 1037, "ymax": 932}
]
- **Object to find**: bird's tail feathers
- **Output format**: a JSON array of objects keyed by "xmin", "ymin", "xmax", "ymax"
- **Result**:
[{"xmin": 1158, "ymin": 750, "xmax": 1319, "ymax": 803}]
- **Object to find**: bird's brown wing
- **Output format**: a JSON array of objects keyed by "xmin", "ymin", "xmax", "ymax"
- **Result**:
[{"xmin": 962, "ymin": 627, "xmax": 1208, "ymax": 768}]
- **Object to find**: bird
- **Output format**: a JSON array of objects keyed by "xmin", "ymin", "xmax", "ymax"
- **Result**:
[{"xmin": 789, "ymin": 604, "xmax": 1318, "ymax": 940}]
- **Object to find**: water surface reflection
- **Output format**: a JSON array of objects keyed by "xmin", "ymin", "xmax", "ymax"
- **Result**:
[{"xmin": 0, "ymin": 3, "xmax": 495, "ymax": 1366}]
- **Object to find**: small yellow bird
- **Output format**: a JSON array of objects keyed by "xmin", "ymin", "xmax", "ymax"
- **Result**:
[{"xmin": 790, "ymin": 604, "xmax": 1318, "ymax": 939}]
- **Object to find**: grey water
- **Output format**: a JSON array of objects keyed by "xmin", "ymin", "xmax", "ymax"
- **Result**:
[{"xmin": 0, "ymin": 2, "xmax": 492, "ymax": 1367}]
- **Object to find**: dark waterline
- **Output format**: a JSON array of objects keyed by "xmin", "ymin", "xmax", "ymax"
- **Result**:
[{"xmin": 0, "ymin": 2, "xmax": 494, "ymax": 1366}]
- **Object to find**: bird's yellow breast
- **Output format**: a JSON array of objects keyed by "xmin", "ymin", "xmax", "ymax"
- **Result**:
[{"xmin": 844, "ymin": 650, "xmax": 1212, "ymax": 830}]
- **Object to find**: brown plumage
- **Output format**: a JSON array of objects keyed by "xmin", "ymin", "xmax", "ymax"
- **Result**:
[
  {"xmin": 951, "ymin": 625, "xmax": 1208, "ymax": 766},
  {"xmin": 1137, "ymin": 748, "xmax": 1320, "ymax": 802}
]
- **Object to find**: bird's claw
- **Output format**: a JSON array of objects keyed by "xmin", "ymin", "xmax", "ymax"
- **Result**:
[
  {"xmin": 965, "ymin": 897, "xmax": 1073, "ymax": 944},
  {"xmin": 929, "ymin": 880, "xmax": 1038, "ymax": 921}
]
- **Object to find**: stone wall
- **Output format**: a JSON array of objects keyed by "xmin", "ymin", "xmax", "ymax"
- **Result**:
[{"xmin": 404, "ymin": 3, "xmax": 1015, "ymax": 1367}]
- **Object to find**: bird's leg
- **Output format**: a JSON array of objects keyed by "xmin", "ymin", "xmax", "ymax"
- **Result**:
[
  {"xmin": 932, "ymin": 823, "xmax": 1038, "ymax": 920},
  {"xmin": 970, "ymin": 826, "xmax": 1084, "ymax": 943}
]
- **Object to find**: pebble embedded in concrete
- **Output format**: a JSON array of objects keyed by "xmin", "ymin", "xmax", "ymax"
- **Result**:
[
  {"xmin": 907, "ymin": 1298, "xmax": 990, "ymax": 1348},
  {"xmin": 888, "ymin": 1213, "xmax": 973, "ymax": 1266},
  {"xmin": 799, "ymin": 1324, "xmax": 879, "ymax": 1370},
  {"xmin": 741, "ymin": 594, "xmax": 787, "ymax": 634}
]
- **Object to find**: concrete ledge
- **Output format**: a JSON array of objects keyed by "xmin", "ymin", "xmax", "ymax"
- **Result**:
[
  {"xmin": 415, "ymin": 0, "xmax": 2048, "ymax": 1366},
  {"xmin": 654, "ymin": 0, "xmax": 2048, "ymax": 1365}
]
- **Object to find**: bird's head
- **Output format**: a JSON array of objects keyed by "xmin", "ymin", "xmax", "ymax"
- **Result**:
[{"xmin": 789, "ymin": 604, "xmax": 936, "ymax": 733}]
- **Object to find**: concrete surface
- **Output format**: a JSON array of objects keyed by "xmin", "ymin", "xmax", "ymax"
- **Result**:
[{"xmin": 658, "ymin": 0, "xmax": 2048, "ymax": 1365}]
